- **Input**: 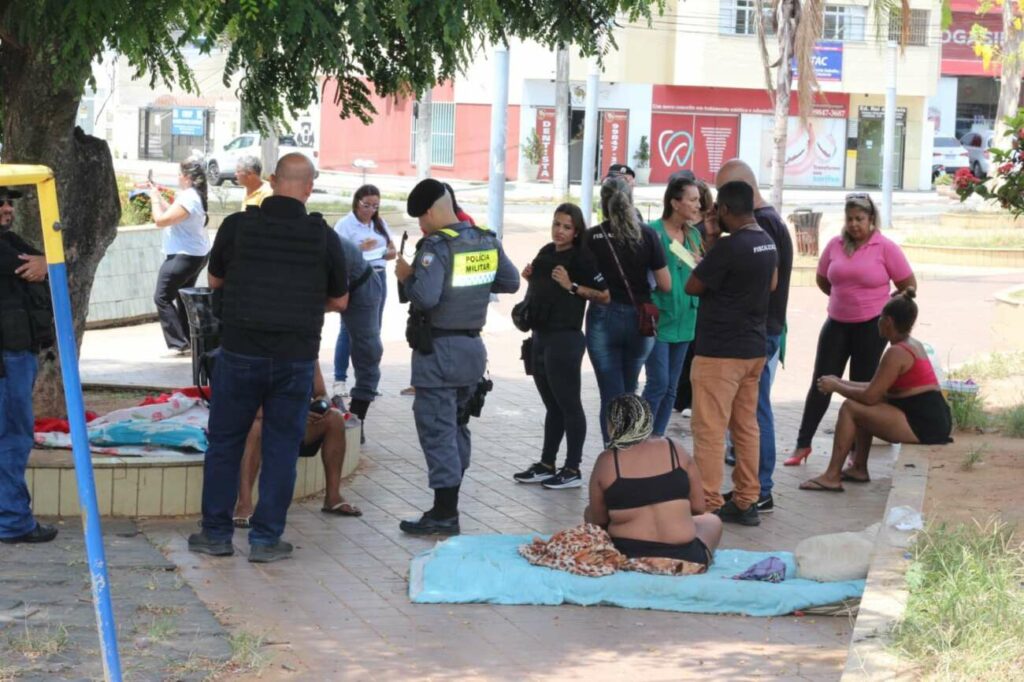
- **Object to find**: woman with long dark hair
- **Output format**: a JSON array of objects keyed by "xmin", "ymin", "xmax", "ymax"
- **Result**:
[
  {"xmin": 583, "ymin": 176, "xmax": 671, "ymax": 445},
  {"xmin": 332, "ymin": 184, "xmax": 395, "ymax": 397},
  {"xmin": 148, "ymin": 159, "xmax": 210, "ymax": 353},
  {"xmin": 642, "ymin": 175, "xmax": 705, "ymax": 436},
  {"xmin": 513, "ymin": 204, "xmax": 609, "ymax": 489}
]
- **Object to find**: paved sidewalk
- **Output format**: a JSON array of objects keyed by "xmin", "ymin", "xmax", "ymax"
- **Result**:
[{"xmin": 78, "ymin": 217, "xmax": 1022, "ymax": 680}]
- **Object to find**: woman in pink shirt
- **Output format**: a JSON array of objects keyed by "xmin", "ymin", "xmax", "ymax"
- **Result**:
[{"xmin": 784, "ymin": 193, "xmax": 916, "ymax": 466}]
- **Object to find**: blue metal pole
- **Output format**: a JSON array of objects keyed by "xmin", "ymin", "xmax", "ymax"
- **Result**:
[{"xmin": 47, "ymin": 260, "xmax": 123, "ymax": 682}]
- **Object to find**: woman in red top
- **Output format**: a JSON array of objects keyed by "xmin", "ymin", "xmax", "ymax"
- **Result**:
[{"xmin": 799, "ymin": 288, "xmax": 951, "ymax": 492}]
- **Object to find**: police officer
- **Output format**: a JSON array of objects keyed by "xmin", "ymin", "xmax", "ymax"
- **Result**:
[
  {"xmin": 0, "ymin": 186, "xmax": 58, "ymax": 544},
  {"xmin": 190, "ymin": 154, "xmax": 349, "ymax": 563},
  {"xmin": 396, "ymin": 179, "xmax": 519, "ymax": 535}
]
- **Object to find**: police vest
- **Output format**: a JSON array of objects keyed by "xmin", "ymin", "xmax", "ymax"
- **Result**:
[
  {"xmin": 219, "ymin": 207, "xmax": 328, "ymax": 334},
  {"xmin": 427, "ymin": 225, "xmax": 500, "ymax": 330},
  {"xmin": 0, "ymin": 276, "xmax": 54, "ymax": 352}
]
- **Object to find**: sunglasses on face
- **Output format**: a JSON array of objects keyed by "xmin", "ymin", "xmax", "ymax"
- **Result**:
[
  {"xmin": 358, "ymin": 200, "xmax": 379, "ymax": 211},
  {"xmin": 846, "ymin": 192, "xmax": 871, "ymax": 201},
  {"xmin": 0, "ymin": 200, "xmax": 15, "ymax": 207}
]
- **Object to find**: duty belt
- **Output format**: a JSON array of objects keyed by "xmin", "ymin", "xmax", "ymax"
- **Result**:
[{"xmin": 431, "ymin": 328, "xmax": 480, "ymax": 338}]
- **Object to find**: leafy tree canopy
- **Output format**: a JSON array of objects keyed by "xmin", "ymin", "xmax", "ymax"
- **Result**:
[{"xmin": 1, "ymin": 0, "xmax": 661, "ymax": 127}]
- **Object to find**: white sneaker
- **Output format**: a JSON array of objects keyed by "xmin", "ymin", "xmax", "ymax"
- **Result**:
[
  {"xmin": 681, "ymin": 408, "xmax": 692, "ymax": 418},
  {"xmin": 332, "ymin": 381, "xmax": 349, "ymax": 398}
]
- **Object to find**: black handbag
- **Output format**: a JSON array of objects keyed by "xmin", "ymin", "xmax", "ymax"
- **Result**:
[
  {"xmin": 520, "ymin": 338, "xmax": 534, "ymax": 375},
  {"xmin": 511, "ymin": 297, "xmax": 532, "ymax": 332}
]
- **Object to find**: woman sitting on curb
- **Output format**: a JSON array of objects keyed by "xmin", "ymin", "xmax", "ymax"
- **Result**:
[{"xmin": 800, "ymin": 288, "xmax": 952, "ymax": 493}]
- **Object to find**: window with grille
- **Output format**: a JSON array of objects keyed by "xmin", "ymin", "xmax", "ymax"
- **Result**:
[
  {"xmin": 888, "ymin": 9, "xmax": 929, "ymax": 46},
  {"xmin": 719, "ymin": 0, "xmax": 776, "ymax": 36},
  {"xmin": 410, "ymin": 101, "xmax": 456, "ymax": 167},
  {"xmin": 823, "ymin": 5, "xmax": 866, "ymax": 41}
]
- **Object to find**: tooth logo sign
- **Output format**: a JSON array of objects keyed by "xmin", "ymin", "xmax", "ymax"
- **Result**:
[{"xmin": 658, "ymin": 129, "xmax": 694, "ymax": 168}]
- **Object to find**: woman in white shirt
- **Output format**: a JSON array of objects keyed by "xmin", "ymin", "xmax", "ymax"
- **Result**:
[
  {"xmin": 148, "ymin": 159, "xmax": 211, "ymax": 353},
  {"xmin": 332, "ymin": 185, "xmax": 396, "ymax": 396}
]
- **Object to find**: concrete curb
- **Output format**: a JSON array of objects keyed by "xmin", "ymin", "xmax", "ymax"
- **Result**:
[{"xmin": 841, "ymin": 444, "xmax": 931, "ymax": 681}]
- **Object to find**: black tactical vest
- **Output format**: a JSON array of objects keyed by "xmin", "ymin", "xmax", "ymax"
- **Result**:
[{"xmin": 219, "ymin": 207, "xmax": 328, "ymax": 334}]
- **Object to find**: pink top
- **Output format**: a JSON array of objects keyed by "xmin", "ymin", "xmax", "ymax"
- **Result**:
[{"xmin": 817, "ymin": 230, "xmax": 913, "ymax": 323}]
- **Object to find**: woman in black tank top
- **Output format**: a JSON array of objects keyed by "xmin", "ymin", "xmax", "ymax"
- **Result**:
[{"xmin": 584, "ymin": 394, "xmax": 722, "ymax": 566}]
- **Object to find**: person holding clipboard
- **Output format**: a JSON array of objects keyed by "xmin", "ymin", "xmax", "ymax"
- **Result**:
[{"xmin": 641, "ymin": 175, "xmax": 706, "ymax": 437}]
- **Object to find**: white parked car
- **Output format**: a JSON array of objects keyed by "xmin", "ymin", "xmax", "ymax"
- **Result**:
[
  {"xmin": 204, "ymin": 132, "xmax": 318, "ymax": 185},
  {"xmin": 931, "ymin": 136, "xmax": 970, "ymax": 180},
  {"xmin": 959, "ymin": 130, "xmax": 994, "ymax": 178}
]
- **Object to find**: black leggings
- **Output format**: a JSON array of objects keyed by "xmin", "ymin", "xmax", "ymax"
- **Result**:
[
  {"xmin": 532, "ymin": 329, "xmax": 587, "ymax": 470},
  {"xmin": 796, "ymin": 316, "xmax": 889, "ymax": 448},
  {"xmin": 154, "ymin": 253, "xmax": 208, "ymax": 350},
  {"xmin": 674, "ymin": 342, "xmax": 696, "ymax": 412}
]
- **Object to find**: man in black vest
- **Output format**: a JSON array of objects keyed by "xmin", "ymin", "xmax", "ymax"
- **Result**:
[
  {"xmin": 0, "ymin": 186, "xmax": 58, "ymax": 544},
  {"xmin": 189, "ymin": 154, "xmax": 349, "ymax": 563}
]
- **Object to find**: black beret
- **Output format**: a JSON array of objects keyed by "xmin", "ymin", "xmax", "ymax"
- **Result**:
[
  {"xmin": 407, "ymin": 178, "xmax": 448, "ymax": 218},
  {"xmin": 0, "ymin": 186, "xmax": 24, "ymax": 200}
]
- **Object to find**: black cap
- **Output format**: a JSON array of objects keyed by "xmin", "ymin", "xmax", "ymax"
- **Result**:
[
  {"xmin": 0, "ymin": 187, "xmax": 24, "ymax": 201},
  {"xmin": 607, "ymin": 163, "xmax": 635, "ymax": 178},
  {"xmin": 407, "ymin": 179, "xmax": 448, "ymax": 218}
]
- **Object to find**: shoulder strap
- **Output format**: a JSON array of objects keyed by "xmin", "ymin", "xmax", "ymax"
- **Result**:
[
  {"xmin": 667, "ymin": 438, "xmax": 681, "ymax": 469},
  {"xmin": 596, "ymin": 223, "xmax": 638, "ymax": 308},
  {"xmin": 438, "ymin": 228, "xmax": 459, "ymax": 238},
  {"xmin": 611, "ymin": 448, "xmax": 622, "ymax": 478}
]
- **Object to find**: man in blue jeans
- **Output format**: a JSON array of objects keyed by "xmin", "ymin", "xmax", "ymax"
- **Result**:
[
  {"xmin": 189, "ymin": 155, "xmax": 349, "ymax": 563},
  {"xmin": 718, "ymin": 161, "xmax": 793, "ymax": 512},
  {"xmin": 0, "ymin": 186, "xmax": 58, "ymax": 544}
]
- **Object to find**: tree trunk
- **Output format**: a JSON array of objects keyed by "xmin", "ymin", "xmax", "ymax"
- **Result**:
[
  {"xmin": 259, "ymin": 115, "xmax": 280, "ymax": 179},
  {"xmin": 996, "ymin": 1, "xmax": 1023, "ymax": 148},
  {"xmin": 416, "ymin": 89, "xmax": 433, "ymax": 179},
  {"xmin": 553, "ymin": 44, "xmax": 571, "ymax": 198},
  {"xmin": 770, "ymin": 2, "xmax": 796, "ymax": 212},
  {"xmin": 1, "ymin": 42, "xmax": 121, "ymax": 417}
]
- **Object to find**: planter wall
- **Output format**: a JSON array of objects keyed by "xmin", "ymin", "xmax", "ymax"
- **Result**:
[
  {"xmin": 938, "ymin": 212, "xmax": 1024, "ymax": 230},
  {"xmin": 900, "ymin": 244, "xmax": 1024, "ymax": 269},
  {"xmin": 993, "ymin": 286, "xmax": 1024, "ymax": 353}
]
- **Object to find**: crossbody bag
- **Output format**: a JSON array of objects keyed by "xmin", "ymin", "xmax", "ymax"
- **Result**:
[{"xmin": 597, "ymin": 224, "xmax": 659, "ymax": 338}]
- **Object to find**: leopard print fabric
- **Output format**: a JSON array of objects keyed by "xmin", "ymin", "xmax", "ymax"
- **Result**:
[{"xmin": 519, "ymin": 523, "xmax": 707, "ymax": 578}]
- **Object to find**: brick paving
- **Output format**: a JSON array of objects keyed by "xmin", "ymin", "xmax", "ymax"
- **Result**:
[{"xmin": 80, "ymin": 223, "xmax": 1022, "ymax": 680}]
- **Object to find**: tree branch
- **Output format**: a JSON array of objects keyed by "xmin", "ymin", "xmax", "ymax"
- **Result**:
[{"xmin": 755, "ymin": 0, "xmax": 776, "ymax": 102}]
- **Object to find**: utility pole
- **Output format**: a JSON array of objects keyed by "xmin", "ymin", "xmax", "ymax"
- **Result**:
[
  {"xmin": 553, "ymin": 45, "xmax": 571, "ymax": 199},
  {"xmin": 487, "ymin": 45, "xmax": 510, "ymax": 239},
  {"xmin": 416, "ymin": 89, "xmax": 433, "ymax": 180},
  {"xmin": 881, "ymin": 41, "xmax": 897, "ymax": 228},
  {"xmin": 580, "ymin": 57, "xmax": 600, "ymax": 222}
]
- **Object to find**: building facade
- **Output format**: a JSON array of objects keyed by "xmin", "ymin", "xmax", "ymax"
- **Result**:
[{"xmin": 319, "ymin": 0, "xmax": 941, "ymax": 191}]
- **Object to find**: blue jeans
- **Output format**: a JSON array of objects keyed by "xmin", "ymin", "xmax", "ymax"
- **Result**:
[
  {"xmin": 334, "ymin": 268, "xmax": 387, "ymax": 382},
  {"xmin": 0, "ymin": 351, "xmax": 39, "ymax": 539},
  {"xmin": 586, "ymin": 301, "xmax": 656, "ymax": 444},
  {"xmin": 757, "ymin": 334, "xmax": 782, "ymax": 496},
  {"xmin": 201, "ymin": 349, "xmax": 314, "ymax": 546},
  {"xmin": 642, "ymin": 340, "xmax": 691, "ymax": 436}
]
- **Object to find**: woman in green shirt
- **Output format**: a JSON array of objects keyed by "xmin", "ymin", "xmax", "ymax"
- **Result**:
[{"xmin": 642, "ymin": 175, "xmax": 706, "ymax": 436}]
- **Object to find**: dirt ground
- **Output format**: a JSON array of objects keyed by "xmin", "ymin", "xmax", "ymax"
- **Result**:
[{"xmin": 924, "ymin": 435, "xmax": 1024, "ymax": 527}]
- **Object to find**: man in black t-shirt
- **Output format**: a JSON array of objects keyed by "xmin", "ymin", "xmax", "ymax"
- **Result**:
[
  {"xmin": 685, "ymin": 181, "xmax": 778, "ymax": 527},
  {"xmin": 717, "ymin": 160, "xmax": 793, "ymax": 511},
  {"xmin": 189, "ymin": 155, "xmax": 349, "ymax": 563}
]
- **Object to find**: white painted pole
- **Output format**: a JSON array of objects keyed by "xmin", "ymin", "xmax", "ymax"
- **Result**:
[
  {"xmin": 487, "ymin": 45, "xmax": 510, "ymax": 239},
  {"xmin": 881, "ymin": 41, "xmax": 897, "ymax": 228},
  {"xmin": 580, "ymin": 58, "xmax": 600, "ymax": 223}
]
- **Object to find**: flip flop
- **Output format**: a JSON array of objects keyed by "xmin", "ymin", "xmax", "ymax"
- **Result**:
[
  {"xmin": 799, "ymin": 479, "xmax": 844, "ymax": 493},
  {"xmin": 321, "ymin": 502, "xmax": 363, "ymax": 517},
  {"xmin": 840, "ymin": 470, "xmax": 871, "ymax": 483},
  {"xmin": 232, "ymin": 516, "xmax": 251, "ymax": 529}
]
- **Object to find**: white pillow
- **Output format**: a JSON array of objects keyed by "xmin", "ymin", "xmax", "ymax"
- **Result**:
[{"xmin": 795, "ymin": 523, "xmax": 880, "ymax": 582}]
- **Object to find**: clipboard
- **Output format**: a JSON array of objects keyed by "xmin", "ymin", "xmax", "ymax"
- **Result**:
[{"xmin": 669, "ymin": 240, "xmax": 697, "ymax": 269}]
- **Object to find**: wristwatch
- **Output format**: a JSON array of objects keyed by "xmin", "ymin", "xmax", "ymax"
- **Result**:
[{"xmin": 570, "ymin": 282, "xmax": 579, "ymax": 295}]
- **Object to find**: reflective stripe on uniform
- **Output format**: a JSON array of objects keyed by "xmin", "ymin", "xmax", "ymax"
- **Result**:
[{"xmin": 451, "ymin": 249, "xmax": 498, "ymax": 287}]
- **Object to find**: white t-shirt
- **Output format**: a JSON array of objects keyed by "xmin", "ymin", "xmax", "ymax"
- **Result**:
[
  {"xmin": 162, "ymin": 187, "xmax": 210, "ymax": 256},
  {"xmin": 333, "ymin": 211, "xmax": 391, "ymax": 268}
]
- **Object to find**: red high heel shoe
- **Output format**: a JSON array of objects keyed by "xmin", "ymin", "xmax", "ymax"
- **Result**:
[{"xmin": 783, "ymin": 447, "xmax": 811, "ymax": 466}]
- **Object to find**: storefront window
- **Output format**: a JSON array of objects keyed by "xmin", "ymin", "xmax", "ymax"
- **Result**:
[{"xmin": 888, "ymin": 9, "xmax": 930, "ymax": 46}]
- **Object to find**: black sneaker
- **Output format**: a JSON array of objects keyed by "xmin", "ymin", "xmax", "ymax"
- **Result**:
[
  {"xmin": 0, "ymin": 522, "xmax": 58, "ymax": 544},
  {"xmin": 715, "ymin": 499, "xmax": 760, "ymax": 526},
  {"xmin": 513, "ymin": 462, "xmax": 556, "ymax": 484},
  {"xmin": 541, "ymin": 467, "xmax": 582, "ymax": 490},
  {"xmin": 248, "ymin": 540, "xmax": 293, "ymax": 563},
  {"xmin": 187, "ymin": 531, "xmax": 234, "ymax": 556},
  {"xmin": 399, "ymin": 512, "xmax": 460, "ymax": 536},
  {"xmin": 724, "ymin": 446, "xmax": 736, "ymax": 467},
  {"xmin": 723, "ymin": 491, "xmax": 774, "ymax": 513}
]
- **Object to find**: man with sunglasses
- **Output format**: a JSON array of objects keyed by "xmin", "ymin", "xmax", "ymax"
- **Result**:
[{"xmin": 0, "ymin": 186, "xmax": 58, "ymax": 544}]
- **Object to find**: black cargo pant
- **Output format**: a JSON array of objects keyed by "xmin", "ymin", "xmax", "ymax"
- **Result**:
[{"xmin": 154, "ymin": 253, "xmax": 208, "ymax": 350}]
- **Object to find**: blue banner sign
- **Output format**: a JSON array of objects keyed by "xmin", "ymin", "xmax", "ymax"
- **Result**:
[
  {"xmin": 172, "ymin": 107, "xmax": 205, "ymax": 136},
  {"xmin": 792, "ymin": 40, "xmax": 843, "ymax": 82}
]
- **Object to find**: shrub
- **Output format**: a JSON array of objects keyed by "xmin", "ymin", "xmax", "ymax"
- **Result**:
[
  {"xmin": 999, "ymin": 403, "xmax": 1024, "ymax": 438},
  {"xmin": 949, "ymin": 392, "xmax": 988, "ymax": 432}
]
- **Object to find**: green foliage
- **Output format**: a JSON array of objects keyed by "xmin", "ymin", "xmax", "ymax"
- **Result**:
[
  {"xmin": 949, "ymin": 392, "xmax": 988, "ymax": 432},
  {"xmin": 933, "ymin": 172, "xmax": 952, "ymax": 186},
  {"xmin": 956, "ymin": 108, "xmax": 1024, "ymax": 217},
  {"xmin": 903, "ymin": 228, "xmax": 1024, "ymax": 248},
  {"xmin": 633, "ymin": 135, "xmax": 650, "ymax": 168},
  {"xmin": 521, "ymin": 129, "xmax": 544, "ymax": 165},
  {"xmin": 891, "ymin": 521, "xmax": 1024, "ymax": 680},
  {"xmin": 1, "ymin": 1, "xmax": 662, "ymax": 130},
  {"xmin": 960, "ymin": 442, "xmax": 987, "ymax": 471},
  {"xmin": 949, "ymin": 350, "xmax": 1024, "ymax": 381},
  {"xmin": 999, "ymin": 403, "xmax": 1024, "ymax": 438}
]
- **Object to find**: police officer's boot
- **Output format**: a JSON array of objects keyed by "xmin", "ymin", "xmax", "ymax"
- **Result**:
[
  {"xmin": 399, "ymin": 485, "xmax": 460, "ymax": 536},
  {"xmin": 349, "ymin": 398, "xmax": 370, "ymax": 445}
]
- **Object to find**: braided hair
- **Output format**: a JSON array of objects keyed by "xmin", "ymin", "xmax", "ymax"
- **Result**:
[
  {"xmin": 179, "ymin": 159, "xmax": 209, "ymax": 226},
  {"xmin": 606, "ymin": 394, "xmax": 654, "ymax": 450}
]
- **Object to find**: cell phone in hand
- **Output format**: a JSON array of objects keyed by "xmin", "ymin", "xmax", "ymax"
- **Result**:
[{"xmin": 147, "ymin": 169, "xmax": 154, "ymax": 185}]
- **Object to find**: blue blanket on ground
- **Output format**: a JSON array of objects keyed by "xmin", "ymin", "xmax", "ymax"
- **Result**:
[{"xmin": 408, "ymin": 534, "xmax": 864, "ymax": 617}]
